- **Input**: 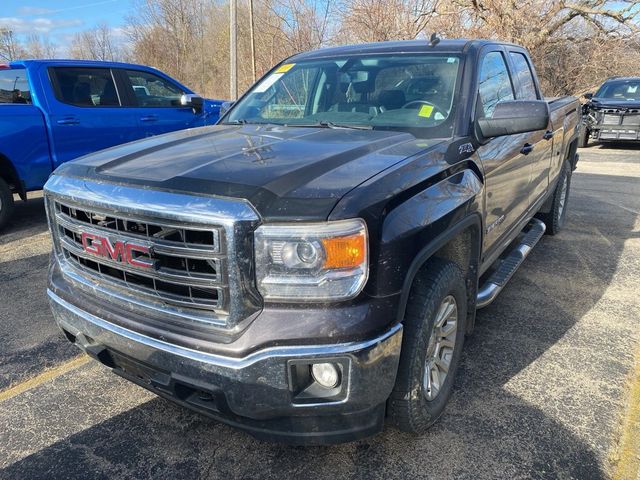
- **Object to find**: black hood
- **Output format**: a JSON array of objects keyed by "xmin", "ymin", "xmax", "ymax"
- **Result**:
[
  {"xmin": 590, "ymin": 98, "xmax": 640, "ymax": 110},
  {"xmin": 56, "ymin": 124, "xmax": 442, "ymax": 221}
]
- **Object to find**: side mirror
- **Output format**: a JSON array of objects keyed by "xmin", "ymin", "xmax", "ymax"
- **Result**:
[
  {"xmin": 220, "ymin": 101, "xmax": 234, "ymax": 117},
  {"xmin": 477, "ymin": 100, "xmax": 549, "ymax": 139},
  {"xmin": 181, "ymin": 94, "xmax": 204, "ymax": 113},
  {"xmin": 583, "ymin": 92, "xmax": 593, "ymax": 100}
]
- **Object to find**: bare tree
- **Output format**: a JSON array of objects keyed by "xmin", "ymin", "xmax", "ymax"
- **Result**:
[
  {"xmin": 119, "ymin": 0, "xmax": 638, "ymax": 98},
  {"xmin": 0, "ymin": 29, "xmax": 23, "ymax": 61},
  {"xmin": 264, "ymin": 0, "xmax": 334, "ymax": 52},
  {"xmin": 69, "ymin": 23, "xmax": 122, "ymax": 61},
  {"xmin": 23, "ymin": 34, "xmax": 58, "ymax": 59},
  {"xmin": 337, "ymin": 0, "xmax": 441, "ymax": 43}
]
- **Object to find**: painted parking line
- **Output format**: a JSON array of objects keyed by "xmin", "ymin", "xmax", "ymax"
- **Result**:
[
  {"xmin": 0, "ymin": 354, "xmax": 90, "ymax": 403},
  {"xmin": 612, "ymin": 348, "xmax": 640, "ymax": 480}
]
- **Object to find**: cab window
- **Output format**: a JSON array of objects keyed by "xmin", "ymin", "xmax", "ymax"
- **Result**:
[
  {"xmin": 50, "ymin": 67, "xmax": 120, "ymax": 107},
  {"xmin": 509, "ymin": 52, "xmax": 538, "ymax": 100},
  {"xmin": 0, "ymin": 68, "xmax": 32, "ymax": 104},
  {"xmin": 478, "ymin": 52, "xmax": 515, "ymax": 117},
  {"xmin": 126, "ymin": 70, "xmax": 184, "ymax": 107}
]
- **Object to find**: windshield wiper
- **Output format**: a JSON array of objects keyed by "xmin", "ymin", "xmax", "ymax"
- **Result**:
[
  {"xmin": 286, "ymin": 121, "xmax": 373, "ymax": 130},
  {"xmin": 319, "ymin": 121, "xmax": 373, "ymax": 130}
]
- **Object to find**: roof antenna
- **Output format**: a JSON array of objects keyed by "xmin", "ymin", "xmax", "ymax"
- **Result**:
[{"xmin": 429, "ymin": 33, "xmax": 440, "ymax": 48}]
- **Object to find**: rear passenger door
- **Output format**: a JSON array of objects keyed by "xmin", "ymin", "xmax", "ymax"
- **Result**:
[
  {"xmin": 475, "ymin": 49, "xmax": 533, "ymax": 255},
  {"xmin": 507, "ymin": 49, "xmax": 552, "ymax": 205},
  {"xmin": 47, "ymin": 67, "xmax": 139, "ymax": 165},
  {"xmin": 120, "ymin": 69, "xmax": 204, "ymax": 136}
]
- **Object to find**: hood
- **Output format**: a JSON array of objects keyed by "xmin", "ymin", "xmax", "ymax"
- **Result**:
[
  {"xmin": 56, "ymin": 124, "xmax": 440, "ymax": 221},
  {"xmin": 590, "ymin": 98, "xmax": 640, "ymax": 110}
]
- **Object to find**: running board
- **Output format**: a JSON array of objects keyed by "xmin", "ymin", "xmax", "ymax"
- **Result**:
[{"xmin": 476, "ymin": 218, "xmax": 546, "ymax": 309}]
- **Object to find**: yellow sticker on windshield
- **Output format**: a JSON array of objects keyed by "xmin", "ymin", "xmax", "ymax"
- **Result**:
[
  {"xmin": 418, "ymin": 105, "xmax": 434, "ymax": 118},
  {"xmin": 276, "ymin": 63, "xmax": 295, "ymax": 73}
]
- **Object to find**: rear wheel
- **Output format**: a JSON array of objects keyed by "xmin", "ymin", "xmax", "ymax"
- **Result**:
[
  {"xmin": 388, "ymin": 258, "xmax": 466, "ymax": 434},
  {"xmin": 0, "ymin": 178, "xmax": 14, "ymax": 231},
  {"xmin": 538, "ymin": 160, "xmax": 571, "ymax": 235}
]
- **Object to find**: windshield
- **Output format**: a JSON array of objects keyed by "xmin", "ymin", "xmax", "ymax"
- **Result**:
[
  {"xmin": 225, "ymin": 54, "xmax": 461, "ymax": 137},
  {"xmin": 595, "ymin": 79, "xmax": 640, "ymax": 101}
]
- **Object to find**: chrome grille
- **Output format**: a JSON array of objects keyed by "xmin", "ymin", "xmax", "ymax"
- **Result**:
[
  {"xmin": 622, "ymin": 115, "xmax": 640, "ymax": 126},
  {"xmin": 602, "ymin": 113, "xmax": 621, "ymax": 125},
  {"xmin": 44, "ymin": 175, "xmax": 262, "ymax": 341},
  {"xmin": 53, "ymin": 201, "xmax": 227, "ymax": 312}
]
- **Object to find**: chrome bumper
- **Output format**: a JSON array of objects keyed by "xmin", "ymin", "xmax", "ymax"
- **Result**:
[{"xmin": 48, "ymin": 289, "xmax": 403, "ymax": 442}]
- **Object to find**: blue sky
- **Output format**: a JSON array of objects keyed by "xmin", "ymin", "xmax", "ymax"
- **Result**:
[{"xmin": 1, "ymin": 0, "xmax": 134, "ymax": 48}]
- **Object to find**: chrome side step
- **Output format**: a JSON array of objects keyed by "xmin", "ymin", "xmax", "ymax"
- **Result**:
[{"xmin": 476, "ymin": 218, "xmax": 546, "ymax": 309}]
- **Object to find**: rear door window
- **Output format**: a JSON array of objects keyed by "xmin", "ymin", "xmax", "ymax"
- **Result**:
[
  {"xmin": 509, "ymin": 52, "xmax": 538, "ymax": 100},
  {"xmin": 50, "ymin": 67, "xmax": 120, "ymax": 107},
  {"xmin": 478, "ymin": 51, "xmax": 515, "ymax": 118},
  {"xmin": 0, "ymin": 68, "xmax": 32, "ymax": 104},
  {"xmin": 125, "ymin": 70, "xmax": 184, "ymax": 107}
]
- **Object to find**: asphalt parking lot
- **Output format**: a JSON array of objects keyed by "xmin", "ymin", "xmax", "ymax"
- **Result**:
[{"xmin": 1, "ymin": 144, "xmax": 639, "ymax": 479}]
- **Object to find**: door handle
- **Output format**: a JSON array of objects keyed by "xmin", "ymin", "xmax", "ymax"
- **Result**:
[
  {"xmin": 543, "ymin": 130, "xmax": 554, "ymax": 141},
  {"xmin": 140, "ymin": 115, "xmax": 159, "ymax": 122},
  {"xmin": 56, "ymin": 117, "xmax": 80, "ymax": 125},
  {"xmin": 520, "ymin": 143, "xmax": 534, "ymax": 155}
]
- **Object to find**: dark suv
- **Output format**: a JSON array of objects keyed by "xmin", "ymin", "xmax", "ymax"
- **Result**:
[{"xmin": 580, "ymin": 76, "xmax": 640, "ymax": 146}]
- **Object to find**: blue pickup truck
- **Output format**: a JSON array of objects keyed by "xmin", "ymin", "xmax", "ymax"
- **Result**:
[{"xmin": 0, "ymin": 59, "xmax": 223, "ymax": 229}]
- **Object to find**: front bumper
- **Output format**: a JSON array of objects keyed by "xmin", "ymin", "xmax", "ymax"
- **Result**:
[
  {"xmin": 593, "ymin": 126, "xmax": 640, "ymax": 141},
  {"xmin": 48, "ymin": 289, "xmax": 403, "ymax": 444}
]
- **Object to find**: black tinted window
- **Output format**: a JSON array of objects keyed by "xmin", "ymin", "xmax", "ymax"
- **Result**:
[
  {"xmin": 126, "ymin": 70, "xmax": 183, "ymax": 107},
  {"xmin": 509, "ymin": 52, "xmax": 538, "ymax": 100},
  {"xmin": 51, "ymin": 67, "xmax": 120, "ymax": 107},
  {"xmin": 478, "ymin": 52, "xmax": 514, "ymax": 117},
  {"xmin": 0, "ymin": 68, "xmax": 32, "ymax": 104}
]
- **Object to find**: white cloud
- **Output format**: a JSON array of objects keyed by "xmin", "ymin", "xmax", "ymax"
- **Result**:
[
  {"xmin": 17, "ymin": 6, "xmax": 55, "ymax": 16},
  {"xmin": 0, "ymin": 17, "xmax": 83, "ymax": 34}
]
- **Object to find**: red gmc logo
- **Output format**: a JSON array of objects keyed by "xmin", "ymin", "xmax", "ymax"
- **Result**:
[{"xmin": 81, "ymin": 232, "xmax": 154, "ymax": 269}]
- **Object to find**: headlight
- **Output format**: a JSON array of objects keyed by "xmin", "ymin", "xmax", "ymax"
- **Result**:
[{"xmin": 254, "ymin": 219, "xmax": 368, "ymax": 302}]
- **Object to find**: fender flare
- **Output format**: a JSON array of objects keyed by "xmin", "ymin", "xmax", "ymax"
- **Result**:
[{"xmin": 395, "ymin": 213, "xmax": 483, "ymax": 331}]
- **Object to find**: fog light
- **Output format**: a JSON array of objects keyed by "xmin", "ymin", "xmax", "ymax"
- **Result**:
[{"xmin": 311, "ymin": 362, "xmax": 340, "ymax": 389}]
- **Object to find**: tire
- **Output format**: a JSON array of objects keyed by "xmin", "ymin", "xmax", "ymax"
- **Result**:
[
  {"xmin": 388, "ymin": 258, "xmax": 467, "ymax": 434},
  {"xmin": 0, "ymin": 177, "xmax": 14, "ymax": 231},
  {"xmin": 538, "ymin": 160, "xmax": 571, "ymax": 236},
  {"xmin": 578, "ymin": 125, "xmax": 590, "ymax": 148}
]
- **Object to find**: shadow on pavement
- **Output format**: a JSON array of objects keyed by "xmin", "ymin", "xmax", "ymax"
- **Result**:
[
  {"xmin": 588, "ymin": 141, "xmax": 640, "ymax": 151},
  {"xmin": 0, "ymin": 253, "xmax": 79, "ymax": 390},
  {"xmin": 0, "ymin": 195, "xmax": 48, "ymax": 245},
  {"xmin": 2, "ymin": 171, "xmax": 637, "ymax": 479}
]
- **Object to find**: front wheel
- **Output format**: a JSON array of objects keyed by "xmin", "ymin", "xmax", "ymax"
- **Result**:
[
  {"xmin": 578, "ymin": 125, "xmax": 590, "ymax": 148},
  {"xmin": 0, "ymin": 177, "xmax": 14, "ymax": 231},
  {"xmin": 388, "ymin": 258, "xmax": 466, "ymax": 434}
]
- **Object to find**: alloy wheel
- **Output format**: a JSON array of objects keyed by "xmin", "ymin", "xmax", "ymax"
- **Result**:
[{"xmin": 423, "ymin": 295, "xmax": 458, "ymax": 401}]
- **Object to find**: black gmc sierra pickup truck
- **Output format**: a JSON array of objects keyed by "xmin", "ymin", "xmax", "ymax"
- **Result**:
[{"xmin": 44, "ymin": 39, "xmax": 580, "ymax": 444}]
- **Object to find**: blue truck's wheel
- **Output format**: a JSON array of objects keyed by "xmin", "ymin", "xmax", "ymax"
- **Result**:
[
  {"xmin": 388, "ymin": 258, "xmax": 466, "ymax": 434},
  {"xmin": 0, "ymin": 177, "xmax": 14, "ymax": 231}
]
